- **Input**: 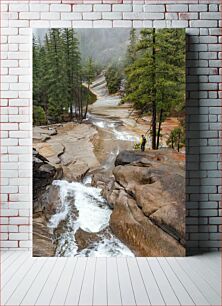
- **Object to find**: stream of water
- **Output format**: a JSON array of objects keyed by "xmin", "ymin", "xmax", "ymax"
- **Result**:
[
  {"xmin": 47, "ymin": 114, "xmax": 140, "ymax": 257},
  {"xmin": 48, "ymin": 179, "xmax": 134, "ymax": 257},
  {"xmin": 46, "ymin": 73, "xmax": 148, "ymax": 256}
]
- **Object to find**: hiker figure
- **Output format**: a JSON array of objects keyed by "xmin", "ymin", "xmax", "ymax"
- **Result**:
[{"xmin": 140, "ymin": 135, "xmax": 147, "ymax": 152}]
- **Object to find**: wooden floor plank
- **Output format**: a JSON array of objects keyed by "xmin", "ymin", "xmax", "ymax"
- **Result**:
[
  {"xmin": 179, "ymin": 256, "xmax": 220, "ymax": 294},
  {"xmin": 1, "ymin": 252, "xmax": 30, "ymax": 289},
  {"xmin": 78, "ymin": 257, "xmax": 96, "ymax": 306},
  {"xmin": 64, "ymin": 257, "xmax": 87, "ymax": 306},
  {"xmin": 20, "ymin": 258, "xmax": 57, "ymax": 305},
  {"xmin": 1, "ymin": 252, "xmax": 24, "ymax": 275},
  {"xmin": 127, "ymin": 257, "xmax": 150, "ymax": 305},
  {"xmin": 137, "ymin": 257, "xmax": 165, "ymax": 305},
  {"xmin": 2, "ymin": 251, "xmax": 22, "ymax": 273},
  {"xmin": 157, "ymin": 258, "xmax": 195, "ymax": 305},
  {"xmin": 107, "ymin": 258, "xmax": 122, "ymax": 306},
  {"xmin": 50, "ymin": 257, "xmax": 77, "ymax": 305},
  {"xmin": 0, "ymin": 251, "xmax": 14, "ymax": 263},
  {"xmin": 35, "ymin": 258, "xmax": 67, "ymax": 306},
  {"xmin": 195, "ymin": 253, "xmax": 220, "ymax": 275},
  {"xmin": 0, "ymin": 251, "xmax": 220, "ymax": 306},
  {"xmin": 5, "ymin": 258, "xmax": 46, "ymax": 305},
  {"xmin": 1, "ymin": 256, "xmax": 35, "ymax": 305},
  {"xmin": 167, "ymin": 257, "xmax": 210, "ymax": 305},
  {"xmin": 117, "ymin": 257, "xmax": 136, "ymax": 306},
  {"xmin": 176, "ymin": 257, "xmax": 221, "ymax": 305},
  {"xmin": 93, "ymin": 258, "xmax": 107, "ymax": 306},
  {"xmin": 147, "ymin": 258, "xmax": 179, "ymax": 305}
]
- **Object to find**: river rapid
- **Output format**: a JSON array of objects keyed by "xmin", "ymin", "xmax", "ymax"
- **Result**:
[
  {"xmin": 47, "ymin": 113, "xmax": 141, "ymax": 257},
  {"xmin": 47, "ymin": 75, "xmax": 144, "ymax": 256},
  {"xmin": 34, "ymin": 74, "xmax": 182, "ymax": 257}
]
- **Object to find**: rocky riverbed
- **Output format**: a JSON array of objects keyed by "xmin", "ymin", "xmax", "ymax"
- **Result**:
[
  {"xmin": 92, "ymin": 150, "xmax": 185, "ymax": 256},
  {"xmin": 33, "ymin": 74, "xmax": 185, "ymax": 257}
]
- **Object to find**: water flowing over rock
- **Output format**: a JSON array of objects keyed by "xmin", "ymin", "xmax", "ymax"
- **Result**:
[
  {"xmin": 32, "ymin": 73, "xmax": 185, "ymax": 257},
  {"xmin": 92, "ymin": 149, "xmax": 186, "ymax": 256},
  {"xmin": 47, "ymin": 180, "xmax": 134, "ymax": 257}
]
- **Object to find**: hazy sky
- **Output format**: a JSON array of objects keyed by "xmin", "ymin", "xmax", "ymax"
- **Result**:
[{"xmin": 33, "ymin": 28, "xmax": 131, "ymax": 66}]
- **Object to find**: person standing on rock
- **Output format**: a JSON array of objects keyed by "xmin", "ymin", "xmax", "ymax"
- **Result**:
[{"xmin": 140, "ymin": 135, "xmax": 147, "ymax": 152}]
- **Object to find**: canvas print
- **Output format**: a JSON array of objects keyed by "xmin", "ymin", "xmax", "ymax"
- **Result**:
[{"xmin": 33, "ymin": 28, "xmax": 186, "ymax": 257}]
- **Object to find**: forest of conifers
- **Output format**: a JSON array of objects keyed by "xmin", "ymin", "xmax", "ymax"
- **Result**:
[
  {"xmin": 123, "ymin": 28, "xmax": 185, "ymax": 150},
  {"xmin": 33, "ymin": 28, "xmax": 185, "ymax": 150},
  {"xmin": 33, "ymin": 29, "xmax": 97, "ymax": 125}
]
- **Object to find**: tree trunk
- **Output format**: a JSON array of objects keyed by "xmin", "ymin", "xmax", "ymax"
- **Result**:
[
  {"xmin": 156, "ymin": 108, "xmax": 163, "ymax": 150},
  {"xmin": 151, "ymin": 28, "xmax": 157, "ymax": 150},
  {"xmin": 177, "ymin": 131, "xmax": 181, "ymax": 152},
  {"xmin": 83, "ymin": 84, "xmax": 90, "ymax": 119},
  {"xmin": 70, "ymin": 103, "xmax": 73, "ymax": 120},
  {"xmin": 80, "ymin": 81, "xmax": 83, "ymax": 122}
]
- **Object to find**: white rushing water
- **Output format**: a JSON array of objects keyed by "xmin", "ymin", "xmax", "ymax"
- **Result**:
[
  {"xmin": 88, "ymin": 114, "xmax": 141, "ymax": 144},
  {"xmin": 48, "ymin": 179, "xmax": 134, "ymax": 257},
  {"xmin": 113, "ymin": 129, "xmax": 140, "ymax": 142}
]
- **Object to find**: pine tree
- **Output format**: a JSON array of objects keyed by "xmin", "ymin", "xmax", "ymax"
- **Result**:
[
  {"xmin": 105, "ymin": 65, "xmax": 122, "ymax": 94},
  {"xmin": 45, "ymin": 29, "xmax": 69, "ymax": 122},
  {"xmin": 123, "ymin": 28, "xmax": 185, "ymax": 150},
  {"xmin": 62, "ymin": 29, "xmax": 82, "ymax": 120},
  {"xmin": 33, "ymin": 36, "xmax": 48, "ymax": 122},
  {"xmin": 83, "ymin": 57, "xmax": 96, "ymax": 118},
  {"xmin": 126, "ymin": 28, "xmax": 137, "ymax": 64}
]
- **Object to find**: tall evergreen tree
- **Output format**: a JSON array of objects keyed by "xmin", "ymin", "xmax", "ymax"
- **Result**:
[
  {"xmin": 62, "ymin": 29, "xmax": 82, "ymax": 120},
  {"xmin": 83, "ymin": 57, "xmax": 96, "ymax": 118},
  {"xmin": 123, "ymin": 28, "xmax": 185, "ymax": 150},
  {"xmin": 33, "ymin": 29, "xmax": 89, "ymax": 124},
  {"xmin": 45, "ymin": 29, "xmax": 69, "ymax": 122},
  {"xmin": 126, "ymin": 29, "xmax": 137, "ymax": 64}
]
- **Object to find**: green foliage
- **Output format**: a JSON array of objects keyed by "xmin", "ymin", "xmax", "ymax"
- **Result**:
[
  {"xmin": 83, "ymin": 57, "xmax": 96, "ymax": 85},
  {"xmin": 133, "ymin": 143, "xmax": 141, "ymax": 150},
  {"xmin": 122, "ymin": 28, "xmax": 185, "ymax": 149},
  {"xmin": 81, "ymin": 85, "xmax": 97, "ymax": 106},
  {"xmin": 105, "ymin": 65, "xmax": 122, "ymax": 94},
  {"xmin": 167, "ymin": 126, "xmax": 185, "ymax": 152},
  {"xmin": 33, "ymin": 29, "xmax": 97, "ymax": 124},
  {"xmin": 33, "ymin": 106, "xmax": 46, "ymax": 125},
  {"xmin": 126, "ymin": 29, "xmax": 138, "ymax": 64}
]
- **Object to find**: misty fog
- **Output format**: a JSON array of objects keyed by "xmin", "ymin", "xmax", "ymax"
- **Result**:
[{"xmin": 33, "ymin": 28, "xmax": 131, "ymax": 66}]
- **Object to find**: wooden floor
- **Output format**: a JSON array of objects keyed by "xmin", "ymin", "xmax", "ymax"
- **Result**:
[{"xmin": 1, "ymin": 251, "xmax": 221, "ymax": 306}]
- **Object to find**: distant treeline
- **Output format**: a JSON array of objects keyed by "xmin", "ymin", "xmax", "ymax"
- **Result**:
[
  {"xmin": 105, "ymin": 28, "xmax": 186, "ymax": 151},
  {"xmin": 33, "ymin": 29, "xmax": 97, "ymax": 125}
]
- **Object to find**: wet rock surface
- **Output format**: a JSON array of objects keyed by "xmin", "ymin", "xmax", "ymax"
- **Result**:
[
  {"xmin": 93, "ymin": 150, "xmax": 186, "ymax": 256},
  {"xmin": 75, "ymin": 228, "xmax": 101, "ymax": 252},
  {"xmin": 32, "ymin": 75, "xmax": 185, "ymax": 257},
  {"xmin": 33, "ymin": 149, "xmax": 63, "ymax": 257},
  {"xmin": 33, "ymin": 214, "xmax": 56, "ymax": 257},
  {"xmin": 33, "ymin": 148, "xmax": 63, "ymax": 212}
]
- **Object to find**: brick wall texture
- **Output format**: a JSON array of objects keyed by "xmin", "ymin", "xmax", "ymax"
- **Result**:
[{"xmin": 0, "ymin": 0, "xmax": 221, "ymax": 255}]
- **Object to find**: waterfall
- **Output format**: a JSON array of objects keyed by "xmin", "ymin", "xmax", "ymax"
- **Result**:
[{"xmin": 48, "ymin": 179, "xmax": 134, "ymax": 257}]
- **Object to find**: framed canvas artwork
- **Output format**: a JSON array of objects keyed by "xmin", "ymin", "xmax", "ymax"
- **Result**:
[{"xmin": 33, "ymin": 28, "xmax": 186, "ymax": 257}]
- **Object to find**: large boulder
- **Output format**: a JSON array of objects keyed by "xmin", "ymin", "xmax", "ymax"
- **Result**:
[
  {"xmin": 75, "ymin": 228, "xmax": 101, "ymax": 252},
  {"xmin": 33, "ymin": 214, "xmax": 56, "ymax": 257},
  {"xmin": 98, "ymin": 149, "xmax": 186, "ymax": 256},
  {"xmin": 33, "ymin": 148, "xmax": 63, "ymax": 213},
  {"xmin": 109, "ymin": 190, "xmax": 185, "ymax": 256},
  {"xmin": 33, "ymin": 148, "xmax": 63, "ymax": 257},
  {"xmin": 62, "ymin": 160, "xmax": 89, "ymax": 182},
  {"xmin": 115, "ymin": 150, "xmax": 164, "ymax": 166}
]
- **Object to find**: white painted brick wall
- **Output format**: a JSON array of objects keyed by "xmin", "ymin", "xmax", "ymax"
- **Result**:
[{"xmin": 1, "ymin": 0, "xmax": 221, "ymax": 255}]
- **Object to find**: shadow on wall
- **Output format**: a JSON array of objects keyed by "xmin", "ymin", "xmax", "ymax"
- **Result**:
[{"xmin": 186, "ymin": 34, "xmax": 201, "ymax": 256}]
